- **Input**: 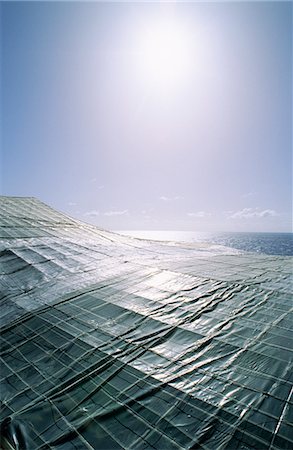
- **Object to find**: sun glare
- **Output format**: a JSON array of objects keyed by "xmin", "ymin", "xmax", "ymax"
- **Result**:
[{"xmin": 136, "ymin": 18, "xmax": 194, "ymax": 90}]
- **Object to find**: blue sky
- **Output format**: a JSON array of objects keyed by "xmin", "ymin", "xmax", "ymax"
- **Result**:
[{"xmin": 1, "ymin": 1, "xmax": 292, "ymax": 232}]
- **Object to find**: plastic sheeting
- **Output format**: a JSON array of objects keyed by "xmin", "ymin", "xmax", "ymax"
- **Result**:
[{"xmin": 0, "ymin": 196, "xmax": 292, "ymax": 450}]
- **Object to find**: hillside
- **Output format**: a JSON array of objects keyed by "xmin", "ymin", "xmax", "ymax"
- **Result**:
[{"xmin": 0, "ymin": 196, "xmax": 292, "ymax": 449}]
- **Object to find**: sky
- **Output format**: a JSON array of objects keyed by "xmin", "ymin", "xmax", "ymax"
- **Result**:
[{"xmin": 1, "ymin": 1, "xmax": 292, "ymax": 232}]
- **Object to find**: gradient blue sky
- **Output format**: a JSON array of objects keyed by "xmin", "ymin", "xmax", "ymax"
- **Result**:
[{"xmin": 1, "ymin": 1, "xmax": 292, "ymax": 231}]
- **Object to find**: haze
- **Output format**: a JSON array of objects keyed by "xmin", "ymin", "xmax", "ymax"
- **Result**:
[{"xmin": 1, "ymin": 1, "xmax": 292, "ymax": 232}]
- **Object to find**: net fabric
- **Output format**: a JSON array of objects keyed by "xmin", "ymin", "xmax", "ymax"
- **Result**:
[{"xmin": 0, "ymin": 197, "xmax": 292, "ymax": 449}]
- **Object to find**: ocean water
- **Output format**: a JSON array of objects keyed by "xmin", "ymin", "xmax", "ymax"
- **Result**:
[{"xmin": 118, "ymin": 231, "xmax": 293, "ymax": 256}]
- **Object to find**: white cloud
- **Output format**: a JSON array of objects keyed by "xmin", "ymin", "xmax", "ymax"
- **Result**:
[
  {"xmin": 230, "ymin": 208, "xmax": 278, "ymax": 219},
  {"xmin": 187, "ymin": 211, "xmax": 211, "ymax": 218},
  {"xmin": 89, "ymin": 179, "xmax": 104, "ymax": 189},
  {"xmin": 84, "ymin": 210, "xmax": 100, "ymax": 217},
  {"xmin": 103, "ymin": 209, "xmax": 128, "ymax": 216},
  {"xmin": 84, "ymin": 209, "xmax": 129, "ymax": 218},
  {"xmin": 242, "ymin": 191, "xmax": 257, "ymax": 198},
  {"xmin": 141, "ymin": 210, "xmax": 152, "ymax": 220},
  {"xmin": 159, "ymin": 195, "xmax": 184, "ymax": 201}
]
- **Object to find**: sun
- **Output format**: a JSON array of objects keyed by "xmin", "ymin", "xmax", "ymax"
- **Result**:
[{"xmin": 135, "ymin": 17, "xmax": 194, "ymax": 90}]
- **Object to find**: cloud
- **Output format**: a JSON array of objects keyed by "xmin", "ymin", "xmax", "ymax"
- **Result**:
[
  {"xmin": 159, "ymin": 195, "xmax": 184, "ymax": 201},
  {"xmin": 230, "ymin": 208, "xmax": 278, "ymax": 219},
  {"xmin": 187, "ymin": 211, "xmax": 211, "ymax": 218},
  {"xmin": 84, "ymin": 210, "xmax": 100, "ymax": 217},
  {"xmin": 68, "ymin": 202, "xmax": 77, "ymax": 206},
  {"xmin": 84, "ymin": 209, "xmax": 129, "ymax": 218},
  {"xmin": 141, "ymin": 210, "xmax": 152, "ymax": 220},
  {"xmin": 242, "ymin": 191, "xmax": 256, "ymax": 198},
  {"xmin": 89, "ymin": 179, "xmax": 104, "ymax": 189},
  {"xmin": 103, "ymin": 209, "xmax": 128, "ymax": 216}
]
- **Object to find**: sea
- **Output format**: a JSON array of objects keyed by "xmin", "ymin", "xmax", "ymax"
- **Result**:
[{"xmin": 118, "ymin": 231, "xmax": 293, "ymax": 257}]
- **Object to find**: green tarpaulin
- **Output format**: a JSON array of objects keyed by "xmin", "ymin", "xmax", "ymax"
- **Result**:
[{"xmin": 0, "ymin": 197, "xmax": 292, "ymax": 449}]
